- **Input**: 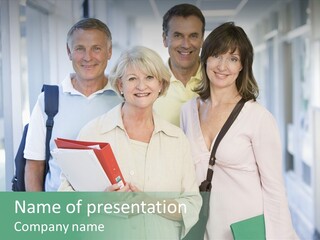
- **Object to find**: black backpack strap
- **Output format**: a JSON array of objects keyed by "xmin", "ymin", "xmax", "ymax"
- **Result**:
[
  {"xmin": 11, "ymin": 124, "xmax": 29, "ymax": 191},
  {"xmin": 42, "ymin": 84, "xmax": 59, "ymax": 190}
]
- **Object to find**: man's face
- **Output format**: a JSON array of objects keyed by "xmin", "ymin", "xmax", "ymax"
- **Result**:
[
  {"xmin": 163, "ymin": 15, "xmax": 203, "ymax": 72},
  {"xmin": 67, "ymin": 29, "xmax": 112, "ymax": 82}
]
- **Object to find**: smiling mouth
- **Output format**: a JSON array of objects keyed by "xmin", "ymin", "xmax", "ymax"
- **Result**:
[
  {"xmin": 134, "ymin": 93, "xmax": 151, "ymax": 97},
  {"xmin": 178, "ymin": 50, "xmax": 192, "ymax": 56},
  {"xmin": 82, "ymin": 64, "xmax": 97, "ymax": 68},
  {"xmin": 215, "ymin": 72, "xmax": 228, "ymax": 78}
]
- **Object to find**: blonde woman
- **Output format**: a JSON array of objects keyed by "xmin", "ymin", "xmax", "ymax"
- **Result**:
[{"xmin": 60, "ymin": 46, "xmax": 201, "ymax": 239}]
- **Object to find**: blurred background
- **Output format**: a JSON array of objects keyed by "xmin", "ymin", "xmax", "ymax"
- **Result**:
[{"xmin": 0, "ymin": 0, "xmax": 319, "ymax": 239}]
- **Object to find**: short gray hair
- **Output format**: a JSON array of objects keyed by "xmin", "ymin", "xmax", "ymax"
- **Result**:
[{"xmin": 67, "ymin": 18, "xmax": 112, "ymax": 48}]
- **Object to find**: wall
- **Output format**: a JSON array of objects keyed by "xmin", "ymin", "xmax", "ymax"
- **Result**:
[{"xmin": 249, "ymin": 0, "xmax": 319, "ymax": 238}]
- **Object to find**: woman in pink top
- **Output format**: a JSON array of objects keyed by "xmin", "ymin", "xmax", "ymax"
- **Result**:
[{"xmin": 180, "ymin": 22, "xmax": 299, "ymax": 239}]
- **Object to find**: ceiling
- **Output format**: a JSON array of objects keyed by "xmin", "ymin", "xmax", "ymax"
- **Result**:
[{"xmin": 113, "ymin": 0, "xmax": 281, "ymax": 32}]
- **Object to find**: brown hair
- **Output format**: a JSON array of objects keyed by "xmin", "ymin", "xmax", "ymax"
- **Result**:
[
  {"xmin": 195, "ymin": 22, "xmax": 259, "ymax": 101},
  {"xmin": 162, "ymin": 4, "xmax": 205, "ymax": 36}
]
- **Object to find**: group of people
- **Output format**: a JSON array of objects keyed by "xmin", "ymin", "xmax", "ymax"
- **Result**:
[{"xmin": 23, "ymin": 3, "xmax": 298, "ymax": 240}]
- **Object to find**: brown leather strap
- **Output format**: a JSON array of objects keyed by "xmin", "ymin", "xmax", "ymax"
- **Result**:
[{"xmin": 205, "ymin": 98, "xmax": 246, "ymax": 183}]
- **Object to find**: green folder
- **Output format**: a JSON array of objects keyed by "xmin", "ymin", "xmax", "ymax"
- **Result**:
[{"xmin": 230, "ymin": 214, "xmax": 265, "ymax": 240}]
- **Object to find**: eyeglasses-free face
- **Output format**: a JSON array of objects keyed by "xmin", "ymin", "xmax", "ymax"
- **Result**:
[
  {"xmin": 118, "ymin": 66, "xmax": 162, "ymax": 111},
  {"xmin": 68, "ymin": 29, "xmax": 112, "ymax": 82},
  {"xmin": 206, "ymin": 50, "xmax": 243, "ymax": 89},
  {"xmin": 163, "ymin": 16, "xmax": 203, "ymax": 72}
]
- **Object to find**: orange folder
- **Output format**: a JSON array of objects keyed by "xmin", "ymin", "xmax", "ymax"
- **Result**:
[{"xmin": 55, "ymin": 138, "xmax": 125, "ymax": 189}]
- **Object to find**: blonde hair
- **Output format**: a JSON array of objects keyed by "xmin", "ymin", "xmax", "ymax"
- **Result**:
[{"xmin": 109, "ymin": 46, "xmax": 170, "ymax": 97}]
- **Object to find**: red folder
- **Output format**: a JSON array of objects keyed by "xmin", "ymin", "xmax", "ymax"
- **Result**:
[{"xmin": 55, "ymin": 138, "xmax": 125, "ymax": 189}]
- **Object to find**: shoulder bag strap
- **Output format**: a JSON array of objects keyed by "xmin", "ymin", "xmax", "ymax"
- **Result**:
[{"xmin": 205, "ymin": 98, "xmax": 246, "ymax": 184}]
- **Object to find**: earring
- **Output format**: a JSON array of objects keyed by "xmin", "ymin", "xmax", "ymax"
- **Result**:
[{"xmin": 120, "ymin": 92, "xmax": 125, "ymax": 101}]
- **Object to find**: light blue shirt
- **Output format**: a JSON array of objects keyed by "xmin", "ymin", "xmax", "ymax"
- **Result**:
[{"xmin": 24, "ymin": 74, "xmax": 122, "ymax": 191}]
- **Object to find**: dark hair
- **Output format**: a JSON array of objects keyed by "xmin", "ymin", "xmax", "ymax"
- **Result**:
[
  {"xmin": 195, "ymin": 22, "xmax": 259, "ymax": 101},
  {"xmin": 162, "ymin": 4, "xmax": 205, "ymax": 36},
  {"xmin": 67, "ymin": 18, "xmax": 112, "ymax": 47}
]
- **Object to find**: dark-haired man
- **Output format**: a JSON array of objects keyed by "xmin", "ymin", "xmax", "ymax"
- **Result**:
[{"xmin": 154, "ymin": 4, "xmax": 205, "ymax": 126}]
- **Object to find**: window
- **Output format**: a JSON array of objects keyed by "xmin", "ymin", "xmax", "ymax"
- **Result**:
[
  {"xmin": 22, "ymin": 1, "xmax": 50, "ymax": 123},
  {"xmin": 291, "ymin": 0, "xmax": 310, "ymax": 29},
  {"xmin": 0, "ymin": 0, "xmax": 50, "ymax": 190}
]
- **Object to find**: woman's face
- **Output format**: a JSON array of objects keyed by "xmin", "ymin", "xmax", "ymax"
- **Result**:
[
  {"xmin": 118, "ymin": 65, "xmax": 162, "ymax": 110},
  {"xmin": 206, "ymin": 49, "xmax": 242, "ymax": 90}
]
